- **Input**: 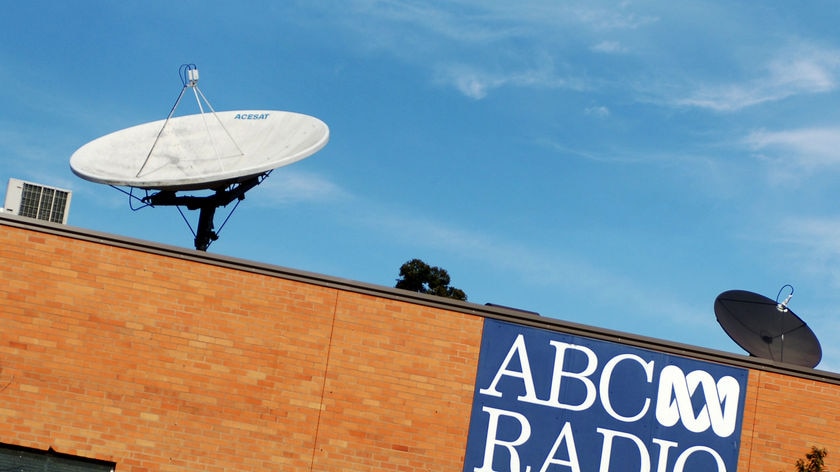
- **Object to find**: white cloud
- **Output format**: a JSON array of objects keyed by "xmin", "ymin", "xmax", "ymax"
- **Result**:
[
  {"xmin": 434, "ymin": 61, "xmax": 586, "ymax": 99},
  {"xmin": 343, "ymin": 1, "xmax": 656, "ymax": 40},
  {"xmin": 677, "ymin": 44, "xmax": 840, "ymax": 111},
  {"xmin": 437, "ymin": 67, "xmax": 500, "ymax": 100},
  {"xmin": 745, "ymin": 127, "xmax": 840, "ymax": 170},
  {"xmin": 252, "ymin": 170, "xmax": 348, "ymax": 206},
  {"xmin": 323, "ymin": 1, "xmax": 651, "ymax": 98},
  {"xmin": 311, "ymin": 2, "xmax": 839, "ymax": 108},
  {"xmin": 783, "ymin": 217, "xmax": 840, "ymax": 255},
  {"xmin": 584, "ymin": 105, "xmax": 610, "ymax": 118},
  {"xmin": 591, "ymin": 40, "xmax": 626, "ymax": 53},
  {"xmin": 356, "ymin": 203, "xmax": 710, "ymax": 332},
  {"xmin": 570, "ymin": 4, "xmax": 658, "ymax": 31},
  {"xmin": 768, "ymin": 54, "xmax": 836, "ymax": 92},
  {"xmin": 754, "ymin": 215, "xmax": 840, "ymax": 371}
]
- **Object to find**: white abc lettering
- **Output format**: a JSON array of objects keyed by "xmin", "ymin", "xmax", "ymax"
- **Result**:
[
  {"xmin": 537, "ymin": 341, "xmax": 598, "ymax": 411},
  {"xmin": 655, "ymin": 365, "xmax": 740, "ymax": 437},
  {"xmin": 479, "ymin": 335, "xmax": 598, "ymax": 411},
  {"xmin": 600, "ymin": 353, "xmax": 654, "ymax": 422},
  {"xmin": 479, "ymin": 334, "xmax": 539, "ymax": 400}
]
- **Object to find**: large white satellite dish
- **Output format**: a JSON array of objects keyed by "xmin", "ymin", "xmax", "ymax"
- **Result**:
[
  {"xmin": 68, "ymin": 64, "xmax": 330, "ymax": 251},
  {"xmin": 70, "ymin": 110, "xmax": 328, "ymax": 191}
]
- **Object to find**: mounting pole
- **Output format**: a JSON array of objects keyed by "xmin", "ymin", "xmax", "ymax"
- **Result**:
[
  {"xmin": 142, "ymin": 174, "xmax": 264, "ymax": 251},
  {"xmin": 194, "ymin": 205, "xmax": 218, "ymax": 251}
]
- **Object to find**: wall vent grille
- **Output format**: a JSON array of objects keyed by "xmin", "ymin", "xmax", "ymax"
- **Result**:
[{"xmin": 3, "ymin": 178, "xmax": 72, "ymax": 224}]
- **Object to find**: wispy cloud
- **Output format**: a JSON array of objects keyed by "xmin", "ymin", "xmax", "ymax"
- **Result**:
[
  {"xmin": 322, "ymin": 1, "xmax": 655, "ymax": 99},
  {"xmin": 0, "ymin": 126, "xmax": 81, "ymax": 190},
  {"xmin": 569, "ymin": 4, "xmax": 658, "ymax": 31},
  {"xmin": 782, "ymin": 217, "xmax": 840, "ymax": 256},
  {"xmin": 591, "ymin": 40, "xmax": 627, "ymax": 54},
  {"xmin": 355, "ymin": 203, "xmax": 710, "ymax": 331},
  {"xmin": 342, "ymin": 1, "xmax": 655, "ymax": 42},
  {"xmin": 433, "ymin": 60, "xmax": 585, "ymax": 99},
  {"xmin": 677, "ymin": 43, "xmax": 840, "ymax": 111},
  {"xmin": 307, "ymin": 2, "xmax": 840, "ymax": 110},
  {"xmin": 362, "ymin": 207, "xmax": 604, "ymax": 292},
  {"xmin": 584, "ymin": 105, "xmax": 610, "ymax": 118},
  {"xmin": 252, "ymin": 170, "xmax": 348, "ymax": 206},
  {"xmin": 744, "ymin": 127, "xmax": 840, "ymax": 171},
  {"xmin": 775, "ymin": 217, "xmax": 840, "ymax": 280},
  {"xmin": 755, "ymin": 215, "xmax": 840, "ymax": 370}
]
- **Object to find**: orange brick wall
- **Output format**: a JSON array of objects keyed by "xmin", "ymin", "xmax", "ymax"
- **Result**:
[
  {"xmin": 738, "ymin": 370, "xmax": 839, "ymax": 471},
  {"xmin": 0, "ymin": 224, "xmax": 482, "ymax": 471},
  {"xmin": 1, "ymin": 220, "xmax": 838, "ymax": 471}
]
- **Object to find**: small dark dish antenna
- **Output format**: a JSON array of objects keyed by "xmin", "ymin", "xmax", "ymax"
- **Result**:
[
  {"xmin": 70, "ymin": 64, "xmax": 329, "ymax": 251},
  {"xmin": 714, "ymin": 286, "xmax": 822, "ymax": 368}
]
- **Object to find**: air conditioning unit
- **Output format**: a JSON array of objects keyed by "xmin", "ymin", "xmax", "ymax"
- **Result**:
[{"xmin": 3, "ymin": 178, "xmax": 72, "ymax": 224}]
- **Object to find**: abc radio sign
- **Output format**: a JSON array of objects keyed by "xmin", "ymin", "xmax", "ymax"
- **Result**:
[{"xmin": 464, "ymin": 319, "xmax": 748, "ymax": 472}]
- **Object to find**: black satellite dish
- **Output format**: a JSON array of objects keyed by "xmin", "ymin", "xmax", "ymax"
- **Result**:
[{"xmin": 714, "ymin": 288, "xmax": 822, "ymax": 368}]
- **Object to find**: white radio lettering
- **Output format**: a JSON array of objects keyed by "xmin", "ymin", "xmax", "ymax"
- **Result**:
[
  {"xmin": 474, "ymin": 407, "xmax": 531, "ymax": 472},
  {"xmin": 540, "ymin": 422, "xmax": 580, "ymax": 472},
  {"xmin": 474, "ymin": 416, "xmax": 731, "ymax": 472},
  {"xmin": 467, "ymin": 324, "xmax": 745, "ymax": 472}
]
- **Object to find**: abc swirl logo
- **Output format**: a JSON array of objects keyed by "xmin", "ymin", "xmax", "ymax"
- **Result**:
[{"xmin": 655, "ymin": 365, "xmax": 741, "ymax": 438}]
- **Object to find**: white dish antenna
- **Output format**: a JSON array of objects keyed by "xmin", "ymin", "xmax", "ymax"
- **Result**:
[
  {"xmin": 69, "ymin": 64, "xmax": 330, "ymax": 251},
  {"xmin": 71, "ymin": 110, "xmax": 328, "ymax": 190}
]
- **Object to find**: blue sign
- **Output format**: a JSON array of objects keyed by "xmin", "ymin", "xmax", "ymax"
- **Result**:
[{"xmin": 464, "ymin": 319, "xmax": 748, "ymax": 472}]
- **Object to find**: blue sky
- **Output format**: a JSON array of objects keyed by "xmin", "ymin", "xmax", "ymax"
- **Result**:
[{"xmin": 3, "ymin": 1, "xmax": 840, "ymax": 371}]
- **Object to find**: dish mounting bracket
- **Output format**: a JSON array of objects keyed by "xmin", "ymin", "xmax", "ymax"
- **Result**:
[{"xmin": 142, "ymin": 173, "xmax": 267, "ymax": 251}]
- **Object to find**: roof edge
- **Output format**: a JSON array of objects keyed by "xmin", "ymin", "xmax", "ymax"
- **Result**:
[{"xmin": 3, "ymin": 213, "xmax": 839, "ymax": 385}]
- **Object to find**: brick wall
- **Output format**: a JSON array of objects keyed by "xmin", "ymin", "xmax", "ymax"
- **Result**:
[
  {"xmin": 738, "ymin": 370, "xmax": 838, "ymax": 471},
  {"xmin": 1, "ymin": 220, "xmax": 838, "ymax": 471},
  {"xmin": 0, "ymin": 224, "xmax": 482, "ymax": 471}
]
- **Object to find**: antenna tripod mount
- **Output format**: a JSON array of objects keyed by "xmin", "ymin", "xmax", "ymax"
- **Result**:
[{"xmin": 143, "ymin": 175, "xmax": 263, "ymax": 251}]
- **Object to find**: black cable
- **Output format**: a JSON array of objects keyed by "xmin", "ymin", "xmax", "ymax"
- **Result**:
[
  {"xmin": 179, "ymin": 63, "xmax": 197, "ymax": 86},
  {"xmin": 215, "ymin": 171, "xmax": 271, "ymax": 236},
  {"xmin": 176, "ymin": 205, "xmax": 196, "ymax": 238},
  {"xmin": 215, "ymin": 198, "xmax": 241, "ymax": 236},
  {"xmin": 775, "ymin": 284, "xmax": 794, "ymax": 305},
  {"xmin": 108, "ymin": 185, "xmax": 151, "ymax": 211}
]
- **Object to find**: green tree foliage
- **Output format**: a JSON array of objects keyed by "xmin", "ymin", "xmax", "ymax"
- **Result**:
[
  {"xmin": 795, "ymin": 446, "xmax": 829, "ymax": 472},
  {"xmin": 395, "ymin": 258, "xmax": 467, "ymax": 301}
]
